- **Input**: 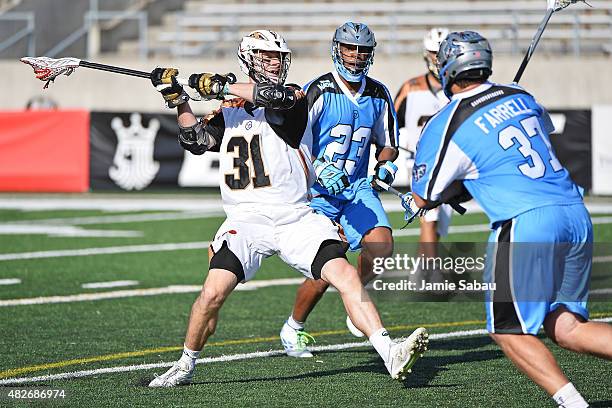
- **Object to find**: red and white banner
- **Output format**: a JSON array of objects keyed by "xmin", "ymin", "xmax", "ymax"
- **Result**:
[{"xmin": 0, "ymin": 110, "xmax": 90, "ymax": 192}]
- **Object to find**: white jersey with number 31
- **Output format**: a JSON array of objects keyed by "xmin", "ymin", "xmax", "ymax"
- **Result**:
[{"xmin": 218, "ymin": 103, "xmax": 315, "ymax": 213}]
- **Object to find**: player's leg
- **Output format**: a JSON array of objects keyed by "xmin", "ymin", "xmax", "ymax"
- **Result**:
[
  {"xmin": 320, "ymin": 255, "xmax": 428, "ymax": 380},
  {"xmin": 280, "ymin": 196, "xmax": 341, "ymax": 354},
  {"xmin": 184, "ymin": 267, "xmax": 238, "ymax": 351},
  {"xmin": 150, "ymin": 221, "xmax": 265, "ymax": 387},
  {"xmin": 287, "ymin": 278, "xmax": 329, "ymax": 325},
  {"xmin": 544, "ymin": 306, "xmax": 612, "ymax": 359},
  {"xmin": 340, "ymin": 185, "xmax": 393, "ymax": 336},
  {"xmin": 543, "ymin": 210, "xmax": 612, "ymax": 359},
  {"xmin": 342, "ymin": 185, "xmax": 393, "ymax": 285},
  {"xmin": 359, "ymin": 226, "xmax": 393, "ymax": 284},
  {"xmin": 278, "ymin": 209, "xmax": 428, "ymax": 378},
  {"xmin": 149, "ymin": 264, "xmax": 239, "ymax": 387},
  {"xmin": 486, "ymin": 209, "xmax": 591, "ymax": 406},
  {"xmin": 415, "ymin": 205, "xmax": 452, "ymax": 289},
  {"xmin": 489, "ymin": 333, "xmax": 569, "ymax": 395}
]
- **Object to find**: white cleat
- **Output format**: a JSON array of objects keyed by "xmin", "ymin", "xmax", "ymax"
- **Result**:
[
  {"xmin": 148, "ymin": 360, "xmax": 194, "ymax": 387},
  {"xmin": 385, "ymin": 327, "xmax": 429, "ymax": 380},
  {"xmin": 280, "ymin": 321, "xmax": 314, "ymax": 358},
  {"xmin": 346, "ymin": 315, "xmax": 365, "ymax": 338}
]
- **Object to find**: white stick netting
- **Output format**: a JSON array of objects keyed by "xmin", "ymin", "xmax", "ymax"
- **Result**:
[{"xmin": 20, "ymin": 56, "xmax": 81, "ymax": 88}]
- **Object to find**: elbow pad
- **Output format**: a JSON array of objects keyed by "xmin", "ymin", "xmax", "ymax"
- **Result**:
[
  {"xmin": 178, "ymin": 118, "xmax": 216, "ymax": 152},
  {"xmin": 253, "ymin": 83, "xmax": 298, "ymax": 110}
]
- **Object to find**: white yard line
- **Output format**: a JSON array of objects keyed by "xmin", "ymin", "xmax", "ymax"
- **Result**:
[
  {"xmin": 0, "ymin": 224, "xmax": 143, "ymax": 238},
  {"xmin": 3, "ymin": 196, "xmax": 612, "ymax": 213},
  {"xmin": 1, "ymin": 319, "xmax": 610, "ymax": 386},
  {"xmin": 0, "ymin": 278, "xmax": 305, "ymax": 307},
  {"xmin": 81, "ymin": 280, "xmax": 140, "ymax": 289},
  {"xmin": 4, "ymin": 215, "xmax": 612, "ymax": 261},
  {"xmin": 0, "ymin": 241, "xmax": 211, "ymax": 261},
  {"xmin": 0, "ymin": 197, "xmax": 225, "ymax": 212},
  {"xmin": 395, "ymin": 216, "xmax": 612, "ymax": 237},
  {"xmin": 0, "ymin": 278, "xmax": 21, "ymax": 285},
  {"xmin": 1, "ymin": 270, "xmax": 610, "ymax": 307},
  {"xmin": 10, "ymin": 211, "xmax": 223, "ymax": 226}
]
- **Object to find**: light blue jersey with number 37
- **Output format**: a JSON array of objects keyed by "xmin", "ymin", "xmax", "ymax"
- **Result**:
[
  {"xmin": 412, "ymin": 82, "xmax": 583, "ymax": 226},
  {"xmin": 303, "ymin": 71, "xmax": 398, "ymax": 200}
]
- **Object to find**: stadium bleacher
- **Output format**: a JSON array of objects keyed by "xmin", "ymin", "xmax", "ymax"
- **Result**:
[
  {"xmin": 1, "ymin": 0, "xmax": 611, "ymax": 59},
  {"xmin": 138, "ymin": 0, "xmax": 612, "ymax": 57}
]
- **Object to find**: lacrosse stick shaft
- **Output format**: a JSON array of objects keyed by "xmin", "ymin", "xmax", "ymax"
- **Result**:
[
  {"xmin": 373, "ymin": 179, "xmax": 405, "ymax": 198},
  {"xmin": 513, "ymin": 7, "xmax": 555, "ymax": 83},
  {"xmin": 79, "ymin": 60, "xmax": 189, "ymax": 86}
]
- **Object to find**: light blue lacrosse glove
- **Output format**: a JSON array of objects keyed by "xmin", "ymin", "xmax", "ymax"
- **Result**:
[
  {"xmin": 313, "ymin": 156, "xmax": 349, "ymax": 196},
  {"xmin": 372, "ymin": 161, "xmax": 398, "ymax": 192},
  {"xmin": 400, "ymin": 192, "xmax": 428, "ymax": 225}
]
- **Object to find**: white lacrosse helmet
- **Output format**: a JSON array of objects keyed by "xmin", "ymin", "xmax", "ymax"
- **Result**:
[
  {"xmin": 237, "ymin": 30, "xmax": 291, "ymax": 84},
  {"xmin": 423, "ymin": 27, "xmax": 450, "ymax": 80}
]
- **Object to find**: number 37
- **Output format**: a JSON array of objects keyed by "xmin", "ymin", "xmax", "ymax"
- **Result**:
[{"xmin": 498, "ymin": 116, "xmax": 562, "ymax": 179}]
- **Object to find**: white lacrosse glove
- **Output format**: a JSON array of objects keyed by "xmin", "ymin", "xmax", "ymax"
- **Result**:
[{"xmin": 400, "ymin": 193, "xmax": 427, "ymax": 224}]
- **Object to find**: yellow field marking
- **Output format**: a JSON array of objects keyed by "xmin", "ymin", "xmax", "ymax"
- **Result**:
[{"xmin": 1, "ymin": 313, "xmax": 610, "ymax": 380}]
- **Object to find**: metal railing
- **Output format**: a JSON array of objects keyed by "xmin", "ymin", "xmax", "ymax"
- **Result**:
[
  {"xmin": 0, "ymin": 12, "xmax": 34, "ymax": 55},
  {"xmin": 45, "ymin": 10, "xmax": 148, "ymax": 59}
]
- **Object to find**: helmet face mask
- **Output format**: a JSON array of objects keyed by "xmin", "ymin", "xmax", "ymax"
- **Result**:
[
  {"xmin": 238, "ymin": 30, "xmax": 291, "ymax": 84},
  {"xmin": 436, "ymin": 31, "xmax": 493, "ymax": 98},
  {"xmin": 331, "ymin": 22, "xmax": 376, "ymax": 82},
  {"xmin": 334, "ymin": 43, "xmax": 374, "ymax": 78},
  {"xmin": 423, "ymin": 27, "xmax": 449, "ymax": 80},
  {"xmin": 424, "ymin": 50, "xmax": 440, "ymax": 80},
  {"xmin": 250, "ymin": 50, "xmax": 289, "ymax": 84}
]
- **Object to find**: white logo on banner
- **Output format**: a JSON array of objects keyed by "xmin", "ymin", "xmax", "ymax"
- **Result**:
[{"xmin": 109, "ymin": 113, "xmax": 160, "ymax": 190}]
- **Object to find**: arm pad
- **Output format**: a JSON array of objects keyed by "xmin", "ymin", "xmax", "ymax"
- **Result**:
[
  {"xmin": 178, "ymin": 119, "xmax": 217, "ymax": 154},
  {"xmin": 253, "ymin": 83, "xmax": 298, "ymax": 110}
]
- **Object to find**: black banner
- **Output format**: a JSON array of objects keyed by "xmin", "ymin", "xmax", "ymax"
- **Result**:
[
  {"xmin": 89, "ymin": 109, "xmax": 593, "ymax": 191},
  {"xmin": 548, "ymin": 110, "xmax": 591, "ymax": 191},
  {"xmin": 90, "ymin": 111, "xmax": 185, "ymax": 190}
]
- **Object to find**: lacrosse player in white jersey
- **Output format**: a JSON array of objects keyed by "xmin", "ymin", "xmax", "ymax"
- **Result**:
[
  {"xmin": 147, "ymin": 30, "xmax": 428, "ymax": 387},
  {"xmin": 394, "ymin": 28, "xmax": 454, "ymax": 282}
]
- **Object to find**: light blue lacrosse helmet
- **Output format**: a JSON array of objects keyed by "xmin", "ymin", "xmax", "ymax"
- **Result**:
[
  {"xmin": 331, "ymin": 22, "xmax": 376, "ymax": 82},
  {"xmin": 437, "ymin": 31, "xmax": 493, "ymax": 98}
]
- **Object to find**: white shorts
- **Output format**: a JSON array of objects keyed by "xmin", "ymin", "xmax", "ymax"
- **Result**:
[
  {"xmin": 422, "ymin": 203, "xmax": 453, "ymax": 237},
  {"xmin": 211, "ymin": 205, "xmax": 345, "ymax": 282}
]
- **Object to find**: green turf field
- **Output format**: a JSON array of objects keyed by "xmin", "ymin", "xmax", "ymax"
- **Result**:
[{"xmin": 0, "ymin": 203, "xmax": 610, "ymax": 407}]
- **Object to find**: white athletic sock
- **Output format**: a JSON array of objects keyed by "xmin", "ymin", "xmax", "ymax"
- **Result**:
[
  {"xmin": 179, "ymin": 345, "xmax": 200, "ymax": 370},
  {"xmin": 369, "ymin": 328, "xmax": 393, "ymax": 363},
  {"xmin": 287, "ymin": 315, "xmax": 305, "ymax": 331},
  {"xmin": 552, "ymin": 383, "xmax": 589, "ymax": 408}
]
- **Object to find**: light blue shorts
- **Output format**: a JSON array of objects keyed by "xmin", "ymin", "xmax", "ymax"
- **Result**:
[
  {"xmin": 485, "ymin": 204, "xmax": 593, "ymax": 335},
  {"xmin": 310, "ymin": 181, "xmax": 391, "ymax": 251}
]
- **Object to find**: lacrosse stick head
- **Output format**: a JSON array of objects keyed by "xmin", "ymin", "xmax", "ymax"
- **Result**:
[
  {"xmin": 551, "ymin": 0, "xmax": 591, "ymax": 11},
  {"xmin": 20, "ymin": 56, "xmax": 81, "ymax": 88}
]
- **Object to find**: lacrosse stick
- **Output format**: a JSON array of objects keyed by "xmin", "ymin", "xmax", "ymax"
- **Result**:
[
  {"xmin": 371, "ymin": 179, "xmax": 427, "ymax": 225},
  {"xmin": 20, "ymin": 56, "xmax": 237, "ymax": 93},
  {"xmin": 513, "ymin": 0, "xmax": 590, "ymax": 83}
]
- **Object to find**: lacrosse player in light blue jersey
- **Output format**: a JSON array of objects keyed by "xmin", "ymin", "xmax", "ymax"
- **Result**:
[
  {"xmin": 408, "ymin": 31, "xmax": 612, "ymax": 407},
  {"xmin": 279, "ymin": 22, "xmax": 425, "ymax": 360}
]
